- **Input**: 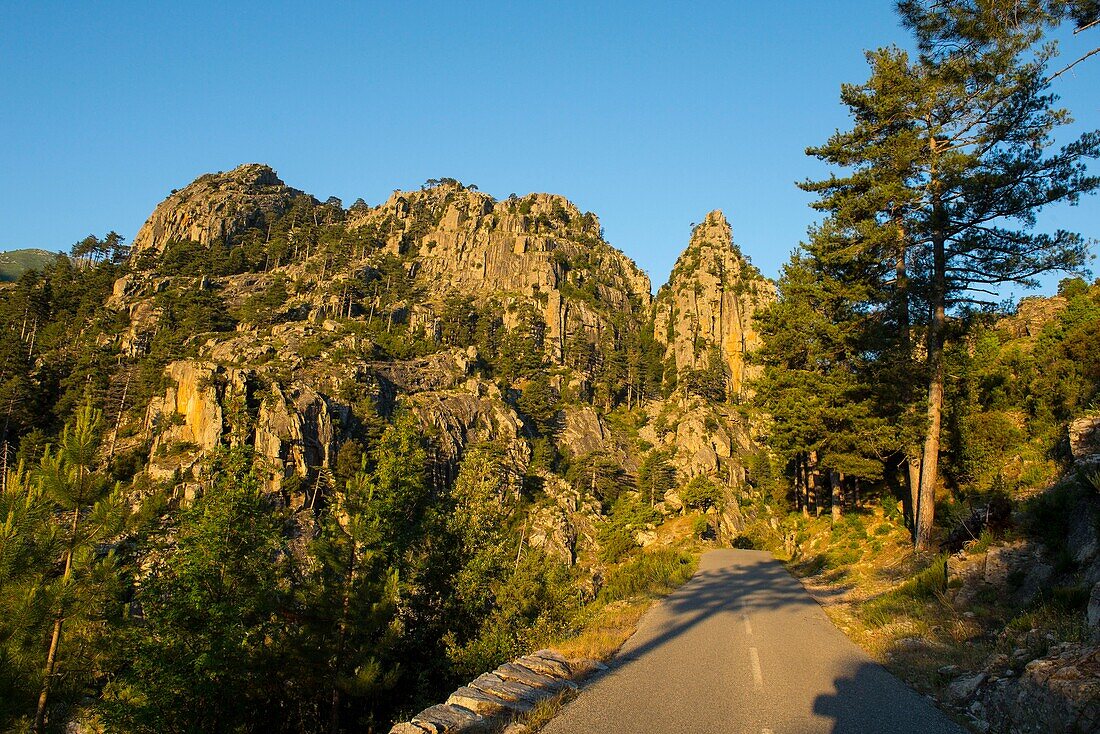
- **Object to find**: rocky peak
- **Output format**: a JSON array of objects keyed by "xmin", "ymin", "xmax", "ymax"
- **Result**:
[
  {"xmin": 654, "ymin": 209, "xmax": 775, "ymax": 398},
  {"xmin": 131, "ymin": 163, "xmax": 306, "ymax": 254},
  {"xmin": 347, "ymin": 182, "xmax": 652, "ymax": 364}
]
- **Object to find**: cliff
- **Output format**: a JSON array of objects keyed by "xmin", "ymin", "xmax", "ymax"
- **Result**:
[
  {"xmin": 106, "ymin": 165, "xmax": 777, "ymax": 571},
  {"xmin": 654, "ymin": 210, "xmax": 775, "ymax": 399}
]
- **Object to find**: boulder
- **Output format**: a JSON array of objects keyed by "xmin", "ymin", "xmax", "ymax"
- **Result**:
[
  {"xmin": 967, "ymin": 645, "xmax": 1100, "ymax": 734},
  {"xmin": 946, "ymin": 672, "xmax": 987, "ymax": 703},
  {"xmin": 984, "ymin": 541, "xmax": 1052, "ymax": 605},
  {"xmin": 1070, "ymin": 416, "xmax": 1100, "ymax": 466},
  {"xmin": 528, "ymin": 505, "xmax": 577, "ymax": 565},
  {"xmin": 409, "ymin": 704, "xmax": 487, "ymax": 734},
  {"xmin": 446, "ymin": 686, "xmax": 529, "ymax": 716},
  {"xmin": 1088, "ymin": 582, "xmax": 1100, "ymax": 633}
]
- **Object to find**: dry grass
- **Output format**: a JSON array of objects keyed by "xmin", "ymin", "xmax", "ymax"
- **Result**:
[
  {"xmin": 785, "ymin": 511, "xmax": 977, "ymax": 690},
  {"xmin": 552, "ymin": 598, "xmax": 654, "ymax": 662},
  {"xmin": 785, "ymin": 506, "xmax": 1090, "ymax": 703},
  {"xmin": 513, "ymin": 689, "xmax": 579, "ymax": 732}
]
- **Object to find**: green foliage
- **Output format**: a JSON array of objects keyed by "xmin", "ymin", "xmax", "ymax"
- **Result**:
[
  {"xmin": 447, "ymin": 553, "xmax": 578, "ymax": 680},
  {"xmin": 861, "ymin": 556, "xmax": 948, "ymax": 627},
  {"xmin": 0, "ymin": 404, "xmax": 126, "ymax": 732},
  {"xmin": 100, "ymin": 448, "xmax": 291, "ymax": 733},
  {"xmin": 597, "ymin": 526, "xmax": 637, "ymax": 564},
  {"xmin": 637, "ymin": 449, "xmax": 675, "ymax": 507},
  {"xmin": 516, "ymin": 374, "xmax": 560, "ymax": 435},
  {"xmin": 680, "ymin": 474, "xmax": 723, "ymax": 512},
  {"xmin": 566, "ymin": 451, "xmax": 626, "ymax": 508},
  {"xmin": 235, "ymin": 274, "xmax": 289, "ymax": 325},
  {"xmin": 446, "ymin": 445, "xmax": 578, "ymax": 680},
  {"xmin": 683, "ymin": 346, "xmax": 730, "ymax": 402},
  {"xmin": 599, "ymin": 550, "xmax": 696, "ymax": 603}
]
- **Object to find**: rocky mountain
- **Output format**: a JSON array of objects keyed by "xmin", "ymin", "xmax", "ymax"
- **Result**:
[
  {"xmin": 101, "ymin": 163, "xmax": 775, "ymax": 566},
  {"xmin": 131, "ymin": 163, "xmax": 309, "ymax": 255}
]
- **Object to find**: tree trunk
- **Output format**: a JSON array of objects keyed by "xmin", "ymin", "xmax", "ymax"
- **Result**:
[
  {"xmin": 831, "ymin": 470, "xmax": 842, "ymax": 522},
  {"xmin": 34, "ymin": 616, "xmax": 63, "ymax": 733},
  {"xmin": 916, "ymin": 178, "xmax": 947, "ymax": 550},
  {"xmin": 330, "ymin": 543, "xmax": 357, "ymax": 734},
  {"xmin": 807, "ymin": 452, "xmax": 819, "ymax": 517},
  {"xmin": 907, "ymin": 454, "xmax": 921, "ymax": 532},
  {"xmin": 797, "ymin": 455, "xmax": 809, "ymax": 517},
  {"xmin": 35, "ymin": 508, "xmax": 79, "ymax": 733}
]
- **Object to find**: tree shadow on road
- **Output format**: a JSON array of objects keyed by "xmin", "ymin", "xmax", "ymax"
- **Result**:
[
  {"xmin": 812, "ymin": 662, "xmax": 964, "ymax": 734},
  {"xmin": 608, "ymin": 550, "xmax": 846, "ymax": 667}
]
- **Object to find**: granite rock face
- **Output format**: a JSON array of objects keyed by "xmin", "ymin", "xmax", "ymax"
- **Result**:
[
  {"xmin": 1069, "ymin": 416, "xmax": 1100, "ymax": 466},
  {"xmin": 118, "ymin": 166, "xmax": 777, "ymax": 572},
  {"xmin": 346, "ymin": 183, "xmax": 653, "ymax": 363},
  {"xmin": 959, "ymin": 645, "xmax": 1100, "ymax": 734},
  {"xmin": 653, "ymin": 210, "xmax": 775, "ymax": 399},
  {"xmin": 132, "ymin": 163, "xmax": 306, "ymax": 254}
]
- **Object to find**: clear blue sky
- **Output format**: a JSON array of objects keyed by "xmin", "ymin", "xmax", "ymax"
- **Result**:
[{"xmin": 1, "ymin": 1, "xmax": 1096, "ymax": 295}]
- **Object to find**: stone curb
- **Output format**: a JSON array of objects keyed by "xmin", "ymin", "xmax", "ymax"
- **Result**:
[{"xmin": 388, "ymin": 649, "xmax": 606, "ymax": 734}]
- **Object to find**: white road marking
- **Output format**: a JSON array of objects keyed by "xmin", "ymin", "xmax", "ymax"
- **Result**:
[
  {"xmin": 762, "ymin": 729, "xmax": 774, "ymax": 734},
  {"xmin": 749, "ymin": 647, "xmax": 764, "ymax": 690},
  {"xmin": 743, "ymin": 614, "xmax": 753, "ymax": 635}
]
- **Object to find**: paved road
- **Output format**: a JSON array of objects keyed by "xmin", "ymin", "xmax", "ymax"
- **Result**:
[{"xmin": 543, "ymin": 549, "xmax": 964, "ymax": 734}]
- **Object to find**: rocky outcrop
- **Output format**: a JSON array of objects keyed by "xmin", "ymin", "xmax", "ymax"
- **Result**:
[
  {"xmin": 653, "ymin": 210, "xmax": 775, "ymax": 398},
  {"xmin": 996, "ymin": 295, "xmax": 1069, "ymax": 339},
  {"xmin": 526, "ymin": 472, "xmax": 604, "ymax": 566},
  {"xmin": 639, "ymin": 395, "xmax": 751, "ymax": 483},
  {"xmin": 142, "ymin": 358, "xmax": 348, "ymax": 499},
  {"xmin": 953, "ymin": 644, "xmax": 1100, "ymax": 733},
  {"xmin": 348, "ymin": 183, "xmax": 652, "ymax": 363},
  {"xmin": 389, "ymin": 649, "xmax": 603, "ymax": 734},
  {"xmin": 254, "ymin": 383, "xmax": 342, "ymax": 497},
  {"xmin": 948, "ymin": 540, "xmax": 1054, "ymax": 608},
  {"xmin": 1070, "ymin": 416, "xmax": 1100, "ymax": 466},
  {"xmin": 145, "ymin": 361, "xmax": 249, "ymax": 480},
  {"xmin": 403, "ymin": 380, "xmax": 529, "ymax": 469},
  {"xmin": 132, "ymin": 164, "xmax": 306, "ymax": 254},
  {"xmin": 558, "ymin": 406, "xmax": 637, "ymax": 474}
]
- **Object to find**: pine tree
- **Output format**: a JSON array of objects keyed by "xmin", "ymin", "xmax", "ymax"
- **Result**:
[
  {"xmin": 29, "ymin": 403, "xmax": 124, "ymax": 732},
  {"xmin": 799, "ymin": 0, "xmax": 1098, "ymax": 548},
  {"xmin": 0, "ymin": 463, "xmax": 51, "ymax": 730},
  {"xmin": 303, "ymin": 451, "xmax": 402, "ymax": 733},
  {"xmin": 753, "ymin": 249, "xmax": 886, "ymax": 516},
  {"xmin": 100, "ymin": 448, "xmax": 290, "ymax": 733},
  {"xmin": 638, "ymin": 449, "xmax": 676, "ymax": 507}
]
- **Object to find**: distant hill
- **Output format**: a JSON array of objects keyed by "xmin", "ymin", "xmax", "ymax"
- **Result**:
[{"xmin": 0, "ymin": 248, "xmax": 59, "ymax": 282}]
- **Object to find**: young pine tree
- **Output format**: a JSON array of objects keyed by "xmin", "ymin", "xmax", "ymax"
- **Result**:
[{"xmin": 28, "ymin": 403, "xmax": 125, "ymax": 733}]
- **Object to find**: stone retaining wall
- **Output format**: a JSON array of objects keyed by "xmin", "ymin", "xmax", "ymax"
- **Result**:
[{"xmin": 389, "ymin": 649, "xmax": 605, "ymax": 734}]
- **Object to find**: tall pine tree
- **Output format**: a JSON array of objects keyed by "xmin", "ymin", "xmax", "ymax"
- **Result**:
[{"xmin": 799, "ymin": 0, "xmax": 1098, "ymax": 548}]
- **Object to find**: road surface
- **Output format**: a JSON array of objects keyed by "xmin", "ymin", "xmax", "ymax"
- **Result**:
[{"xmin": 543, "ymin": 549, "xmax": 964, "ymax": 734}]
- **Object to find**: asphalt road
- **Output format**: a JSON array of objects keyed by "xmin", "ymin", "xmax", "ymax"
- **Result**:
[{"xmin": 542, "ymin": 549, "xmax": 965, "ymax": 734}]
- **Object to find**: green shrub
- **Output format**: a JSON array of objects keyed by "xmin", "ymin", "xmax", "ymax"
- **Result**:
[
  {"xmin": 861, "ymin": 556, "xmax": 948, "ymax": 626},
  {"xmin": 599, "ymin": 550, "xmax": 696, "ymax": 603},
  {"xmin": 598, "ymin": 527, "xmax": 637, "ymax": 564}
]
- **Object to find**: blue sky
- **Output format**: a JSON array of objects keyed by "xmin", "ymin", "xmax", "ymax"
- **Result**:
[{"xmin": 1, "ymin": 1, "xmax": 1096, "ymax": 295}]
